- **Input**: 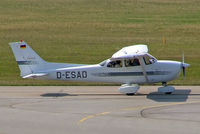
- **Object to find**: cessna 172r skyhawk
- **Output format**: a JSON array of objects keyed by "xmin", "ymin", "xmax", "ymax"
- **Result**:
[{"xmin": 10, "ymin": 41, "xmax": 189, "ymax": 95}]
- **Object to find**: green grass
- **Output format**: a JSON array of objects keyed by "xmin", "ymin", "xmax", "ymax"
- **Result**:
[{"xmin": 0, "ymin": 0, "xmax": 200, "ymax": 85}]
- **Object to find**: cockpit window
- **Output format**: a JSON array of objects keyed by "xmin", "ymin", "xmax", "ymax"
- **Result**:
[
  {"xmin": 107, "ymin": 60, "xmax": 122, "ymax": 68},
  {"xmin": 125, "ymin": 58, "xmax": 140, "ymax": 67},
  {"xmin": 143, "ymin": 55, "xmax": 156, "ymax": 65}
]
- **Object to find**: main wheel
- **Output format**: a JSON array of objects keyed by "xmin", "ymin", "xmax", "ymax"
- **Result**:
[
  {"xmin": 126, "ymin": 93, "xmax": 135, "ymax": 96},
  {"xmin": 165, "ymin": 92, "xmax": 172, "ymax": 95}
]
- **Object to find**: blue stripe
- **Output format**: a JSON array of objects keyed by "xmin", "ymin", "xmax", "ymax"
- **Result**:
[
  {"xmin": 93, "ymin": 71, "xmax": 170, "ymax": 77},
  {"xmin": 17, "ymin": 61, "xmax": 38, "ymax": 65}
]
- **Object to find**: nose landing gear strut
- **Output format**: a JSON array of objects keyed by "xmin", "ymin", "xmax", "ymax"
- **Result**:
[{"xmin": 158, "ymin": 82, "xmax": 175, "ymax": 94}]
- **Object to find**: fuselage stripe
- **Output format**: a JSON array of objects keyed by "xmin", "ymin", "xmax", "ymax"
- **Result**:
[
  {"xmin": 93, "ymin": 71, "xmax": 170, "ymax": 77},
  {"xmin": 17, "ymin": 61, "xmax": 38, "ymax": 65}
]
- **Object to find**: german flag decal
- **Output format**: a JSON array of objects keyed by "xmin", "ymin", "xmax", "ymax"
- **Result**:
[{"xmin": 20, "ymin": 45, "xmax": 26, "ymax": 49}]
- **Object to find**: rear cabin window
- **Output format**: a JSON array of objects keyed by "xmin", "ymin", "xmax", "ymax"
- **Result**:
[
  {"xmin": 125, "ymin": 58, "xmax": 140, "ymax": 67},
  {"xmin": 107, "ymin": 60, "xmax": 122, "ymax": 68}
]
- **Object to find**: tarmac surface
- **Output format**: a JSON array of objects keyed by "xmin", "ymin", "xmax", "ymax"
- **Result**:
[{"xmin": 0, "ymin": 86, "xmax": 200, "ymax": 134}]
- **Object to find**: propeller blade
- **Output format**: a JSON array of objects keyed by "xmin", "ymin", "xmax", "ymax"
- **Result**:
[
  {"xmin": 181, "ymin": 52, "xmax": 190, "ymax": 79},
  {"xmin": 182, "ymin": 66, "xmax": 185, "ymax": 78}
]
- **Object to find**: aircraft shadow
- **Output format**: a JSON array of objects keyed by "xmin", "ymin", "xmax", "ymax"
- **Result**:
[
  {"xmin": 146, "ymin": 89, "xmax": 191, "ymax": 102},
  {"xmin": 41, "ymin": 93, "xmax": 78, "ymax": 97}
]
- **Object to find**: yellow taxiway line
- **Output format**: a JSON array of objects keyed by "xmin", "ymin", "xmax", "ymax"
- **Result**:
[
  {"xmin": 78, "ymin": 100, "xmax": 200, "ymax": 126},
  {"xmin": 78, "ymin": 112, "xmax": 110, "ymax": 125}
]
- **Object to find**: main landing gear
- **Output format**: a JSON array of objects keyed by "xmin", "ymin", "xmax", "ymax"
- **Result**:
[
  {"xmin": 158, "ymin": 82, "xmax": 175, "ymax": 94},
  {"xmin": 119, "ymin": 82, "xmax": 175, "ymax": 95},
  {"xmin": 118, "ymin": 84, "xmax": 140, "ymax": 96}
]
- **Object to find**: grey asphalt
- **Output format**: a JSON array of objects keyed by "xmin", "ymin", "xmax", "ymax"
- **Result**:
[{"xmin": 0, "ymin": 86, "xmax": 199, "ymax": 134}]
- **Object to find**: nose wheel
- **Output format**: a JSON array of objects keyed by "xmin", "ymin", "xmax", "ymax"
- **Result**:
[{"xmin": 158, "ymin": 82, "xmax": 175, "ymax": 94}]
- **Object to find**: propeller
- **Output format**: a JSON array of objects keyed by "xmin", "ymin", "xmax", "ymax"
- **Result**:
[{"xmin": 181, "ymin": 53, "xmax": 190, "ymax": 78}]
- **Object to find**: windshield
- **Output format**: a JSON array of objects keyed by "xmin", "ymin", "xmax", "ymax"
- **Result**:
[{"xmin": 143, "ymin": 54, "xmax": 157, "ymax": 65}]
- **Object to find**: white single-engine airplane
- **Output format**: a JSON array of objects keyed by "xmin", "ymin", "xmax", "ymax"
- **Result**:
[{"xmin": 10, "ymin": 41, "xmax": 190, "ymax": 95}]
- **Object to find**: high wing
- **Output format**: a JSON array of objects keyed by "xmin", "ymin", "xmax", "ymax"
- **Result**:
[{"xmin": 111, "ymin": 44, "xmax": 148, "ymax": 60}]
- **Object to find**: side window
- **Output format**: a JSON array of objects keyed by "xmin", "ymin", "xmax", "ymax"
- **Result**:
[
  {"xmin": 107, "ymin": 60, "xmax": 122, "ymax": 68},
  {"xmin": 125, "ymin": 58, "xmax": 140, "ymax": 67}
]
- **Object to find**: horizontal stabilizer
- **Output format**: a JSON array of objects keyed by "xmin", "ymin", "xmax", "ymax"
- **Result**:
[{"xmin": 22, "ymin": 73, "xmax": 48, "ymax": 79}]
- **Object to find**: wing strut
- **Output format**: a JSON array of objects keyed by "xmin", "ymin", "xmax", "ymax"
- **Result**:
[{"xmin": 138, "ymin": 57, "xmax": 149, "ymax": 83}]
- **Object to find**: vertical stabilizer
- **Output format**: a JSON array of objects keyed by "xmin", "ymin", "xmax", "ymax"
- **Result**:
[{"xmin": 9, "ymin": 41, "xmax": 46, "ymax": 77}]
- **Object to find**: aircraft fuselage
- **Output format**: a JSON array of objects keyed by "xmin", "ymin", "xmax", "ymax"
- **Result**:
[{"xmin": 44, "ymin": 60, "xmax": 181, "ymax": 84}]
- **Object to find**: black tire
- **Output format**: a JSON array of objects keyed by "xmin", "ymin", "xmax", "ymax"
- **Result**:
[
  {"xmin": 165, "ymin": 92, "xmax": 172, "ymax": 95},
  {"xmin": 126, "ymin": 93, "xmax": 135, "ymax": 96}
]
